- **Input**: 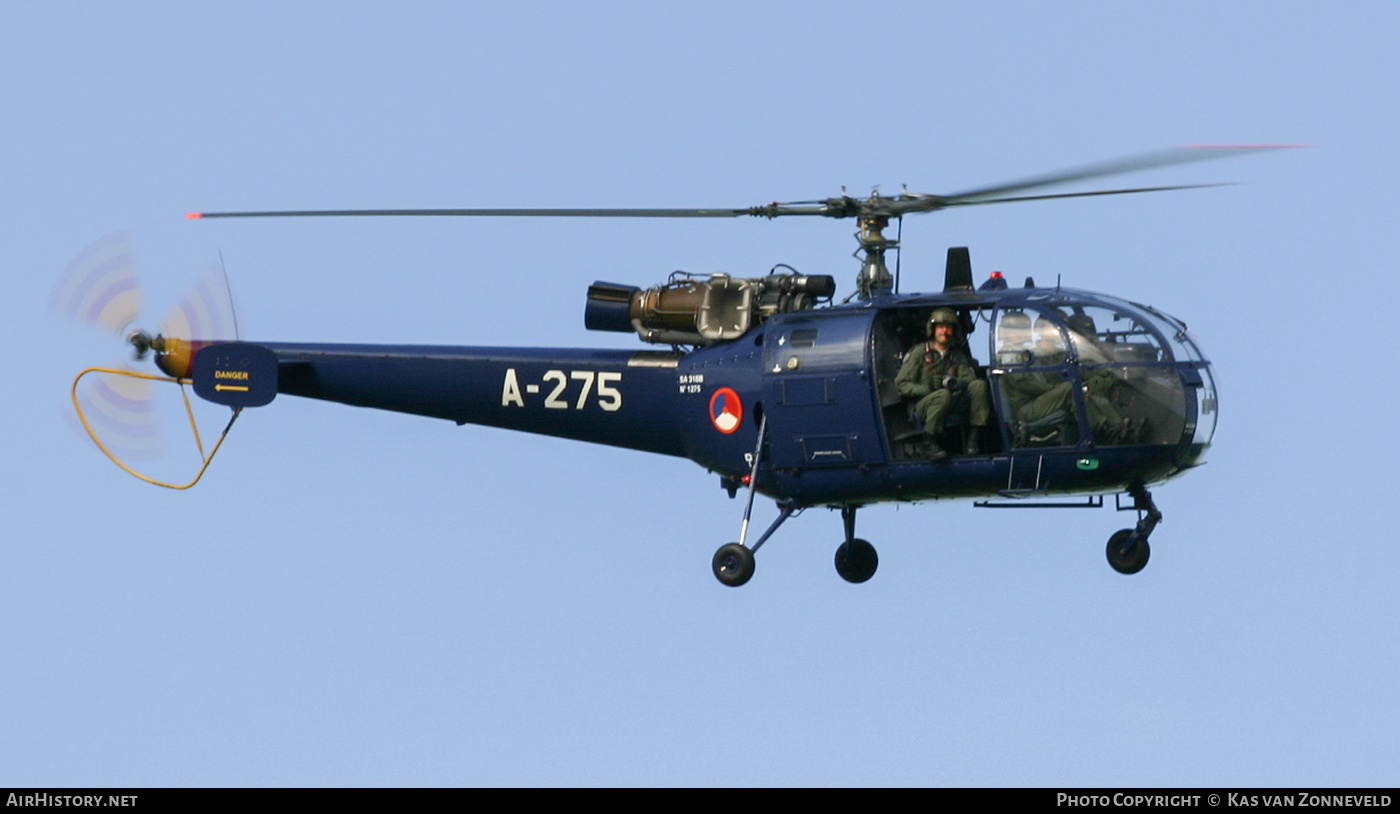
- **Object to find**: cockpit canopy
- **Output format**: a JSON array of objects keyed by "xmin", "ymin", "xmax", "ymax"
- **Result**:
[
  {"xmin": 989, "ymin": 292, "xmax": 1215, "ymax": 451},
  {"xmin": 875, "ymin": 287, "xmax": 1217, "ymax": 460}
]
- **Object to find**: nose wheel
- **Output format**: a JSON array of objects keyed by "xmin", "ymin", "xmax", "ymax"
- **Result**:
[
  {"xmin": 1106, "ymin": 529, "xmax": 1150, "ymax": 574},
  {"xmin": 1106, "ymin": 483, "xmax": 1160, "ymax": 575}
]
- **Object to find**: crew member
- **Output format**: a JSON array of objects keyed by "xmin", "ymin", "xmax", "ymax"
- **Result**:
[
  {"xmin": 1003, "ymin": 314, "xmax": 1134, "ymax": 445},
  {"xmin": 1066, "ymin": 312, "xmax": 1142, "ymax": 444}
]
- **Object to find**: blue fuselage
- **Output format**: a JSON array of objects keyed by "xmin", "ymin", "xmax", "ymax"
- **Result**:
[{"xmin": 253, "ymin": 287, "xmax": 1214, "ymax": 509}]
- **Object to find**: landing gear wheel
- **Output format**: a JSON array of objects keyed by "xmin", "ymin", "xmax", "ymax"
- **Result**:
[
  {"xmin": 834, "ymin": 538, "xmax": 879, "ymax": 584},
  {"xmin": 1106, "ymin": 529, "xmax": 1150, "ymax": 575},
  {"xmin": 712, "ymin": 543, "xmax": 755, "ymax": 587}
]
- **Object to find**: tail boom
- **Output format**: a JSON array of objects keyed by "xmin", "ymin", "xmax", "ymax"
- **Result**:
[{"xmin": 258, "ymin": 342, "xmax": 686, "ymax": 456}]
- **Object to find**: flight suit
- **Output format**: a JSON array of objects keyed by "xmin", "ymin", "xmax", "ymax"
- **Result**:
[
  {"xmin": 1003, "ymin": 351, "xmax": 1124, "ymax": 441},
  {"xmin": 896, "ymin": 342, "xmax": 991, "ymax": 434},
  {"xmin": 1081, "ymin": 365, "xmax": 1125, "ymax": 432}
]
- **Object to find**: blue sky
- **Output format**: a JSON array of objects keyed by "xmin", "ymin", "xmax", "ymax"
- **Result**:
[{"xmin": 3, "ymin": 2, "xmax": 1397, "ymax": 786}]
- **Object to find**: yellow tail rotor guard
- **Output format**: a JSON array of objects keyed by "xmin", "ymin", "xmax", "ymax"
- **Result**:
[{"xmin": 72, "ymin": 366, "xmax": 241, "ymax": 490}]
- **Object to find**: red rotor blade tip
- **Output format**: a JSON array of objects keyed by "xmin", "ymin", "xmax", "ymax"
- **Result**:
[{"xmin": 186, "ymin": 212, "xmax": 203, "ymax": 220}]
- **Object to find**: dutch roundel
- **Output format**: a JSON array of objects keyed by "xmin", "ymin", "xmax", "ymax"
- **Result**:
[{"xmin": 709, "ymin": 387, "xmax": 743, "ymax": 434}]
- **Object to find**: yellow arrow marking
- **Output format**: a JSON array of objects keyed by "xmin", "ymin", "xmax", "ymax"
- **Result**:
[{"xmin": 214, "ymin": 384, "xmax": 250, "ymax": 392}]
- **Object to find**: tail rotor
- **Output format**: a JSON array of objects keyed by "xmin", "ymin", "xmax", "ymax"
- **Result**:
[{"xmin": 52, "ymin": 233, "xmax": 246, "ymax": 487}]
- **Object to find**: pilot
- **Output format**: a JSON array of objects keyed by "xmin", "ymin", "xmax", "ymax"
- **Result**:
[
  {"xmin": 1066, "ymin": 312, "xmax": 1141, "ymax": 444},
  {"xmin": 1065, "ymin": 312, "xmax": 1109, "ymax": 364},
  {"xmin": 895, "ymin": 308, "xmax": 991, "ymax": 460},
  {"xmin": 1003, "ymin": 314, "xmax": 1133, "ymax": 445}
]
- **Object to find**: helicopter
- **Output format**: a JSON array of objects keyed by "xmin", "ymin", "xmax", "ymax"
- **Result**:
[{"xmin": 65, "ymin": 146, "xmax": 1285, "ymax": 587}]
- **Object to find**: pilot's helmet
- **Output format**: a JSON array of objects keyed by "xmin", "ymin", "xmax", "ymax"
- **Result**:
[
  {"xmin": 926, "ymin": 308, "xmax": 959, "ymax": 336},
  {"xmin": 1066, "ymin": 312, "xmax": 1097, "ymax": 340}
]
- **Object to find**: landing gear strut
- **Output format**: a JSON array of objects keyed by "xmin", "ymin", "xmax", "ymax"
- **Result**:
[
  {"xmin": 1106, "ymin": 483, "xmax": 1160, "ymax": 575},
  {"xmin": 713, "ymin": 412, "xmax": 795, "ymax": 587},
  {"xmin": 709, "ymin": 413, "xmax": 883, "ymax": 586},
  {"xmin": 833, "ymin": 505, "xmax": 878, "ymax": 584}
]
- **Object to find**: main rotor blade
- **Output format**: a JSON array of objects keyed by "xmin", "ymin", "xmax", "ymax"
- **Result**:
[
  {"xmin": 938, "ymin": 182, "xmax": 1229, "ymax": 208},
  {"xmin": 188, "ymin": 145, "xmax": 1295, "ymax": 224},
  {"xmin": 189, "ymin": 207, "xmax": 764, "ymax": 220},
  {"xmin": 939, "ymin": 145, "xmax": 1292, "ymax": 204}
]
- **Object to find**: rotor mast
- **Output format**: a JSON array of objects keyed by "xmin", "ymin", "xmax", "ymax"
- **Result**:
[{"xmin": 856, "ymin": 212, "xmax": 896, "ymax": 299}]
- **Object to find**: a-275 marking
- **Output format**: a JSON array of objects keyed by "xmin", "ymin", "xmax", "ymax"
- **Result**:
[{"xmin": 501, "ymin": 368, "xmax": 623, "ymax": 411}]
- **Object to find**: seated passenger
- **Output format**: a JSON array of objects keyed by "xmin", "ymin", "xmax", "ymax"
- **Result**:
[
  {"xmin": 895, "ymin": 308, "xmax": 991, "ymax": 460},
  {"xmin": 1001, "ymin": 316, "xmax": 1078, "ymax": 445},
  {"xmin": 1066, "ymin": 312, "xmax": 1141, "ymax": 444},
  {"xmin": 1004, "ymin": 315, "xmax": 1136, "ymax": 445}
]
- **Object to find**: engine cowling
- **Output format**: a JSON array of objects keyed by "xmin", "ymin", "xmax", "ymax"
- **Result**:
[{"xmin": 586, "ymin": 272, "xmax": 835, "ymax": 345}]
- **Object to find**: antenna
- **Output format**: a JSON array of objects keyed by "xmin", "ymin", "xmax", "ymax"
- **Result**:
[{"xmin": 218, "ymin": 249, "xmax": 240, "ymax": 341}]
